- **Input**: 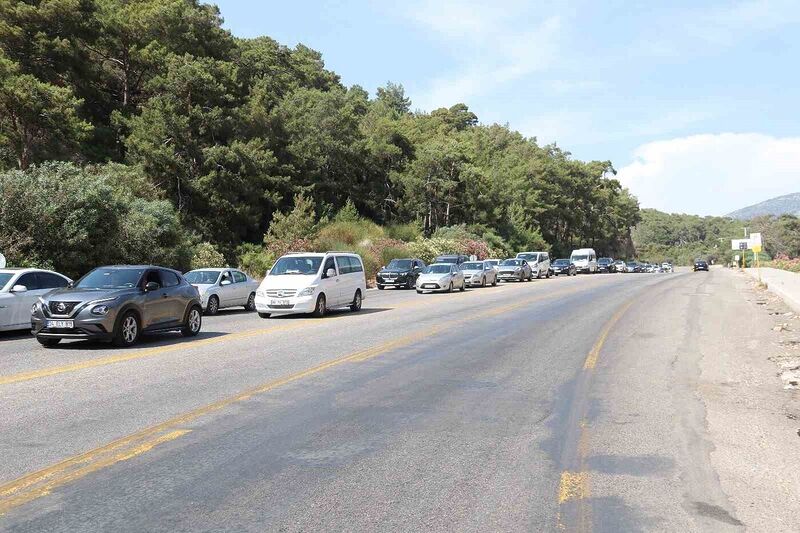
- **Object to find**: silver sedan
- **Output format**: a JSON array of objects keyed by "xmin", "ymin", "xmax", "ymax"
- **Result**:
[
  {"xmin": 184, "ymin": 268, "xmax": 260, "ymax": 314},
  {"xmin": 460, "ymin": 261, "xmax": 498, "ymax": 288}
]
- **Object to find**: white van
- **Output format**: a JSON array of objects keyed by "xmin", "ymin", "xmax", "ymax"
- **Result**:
[
  {"xmin": 254, "ymin": 252, "xmax": 367, "ymax": 318},
  {"xmin": 570, "ymin": 248, "xmax": 598, "ymax": 274},
  {"xmin": 515, "ymin": 251, "xmax": 552, "ymax": 279}
]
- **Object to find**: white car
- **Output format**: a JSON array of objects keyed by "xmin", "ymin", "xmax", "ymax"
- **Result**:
[
  {"xmin": 661, "ymin": 262, "xmax": 673, "ymax": 273},
  {"xmin": 460, "ymin": 260, "xmax": 498, "ymax": 287},
  {"xmin": 416, "ymin": 263, "xmax": 465, "ymax": 293},
  {"xmin": 0, "ymin": 268, "xmax": 72, "ymax": 332},
  {"xmin": 570, "ymin": 248, "xmax": 598, "ymax": 274},
  {"xmin": 516, "ymin": 251, "xmax": 551, "ymax": 278},
  {"xmin": 184, "ymin": 268, "xmax": 260, "ymax": 315},
  {"xmin": 254, "ymin": 252, "xmax": 366, "ymax": 318}
]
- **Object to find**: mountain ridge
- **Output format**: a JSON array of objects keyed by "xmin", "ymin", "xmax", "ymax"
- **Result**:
[{"xmin": 727, "ymin": 192, "xmax": 800, "ymax": 220}]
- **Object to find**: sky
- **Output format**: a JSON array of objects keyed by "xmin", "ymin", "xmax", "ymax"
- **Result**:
[{"xmin": 213, "ymin": 0, "xmax": 800, "ymax": 216}]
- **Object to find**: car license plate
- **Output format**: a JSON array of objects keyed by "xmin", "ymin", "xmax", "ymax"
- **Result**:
[
  {"xmin": 47, "ymin": 320, "xmax": 73, "ymax": 329},
  {"xmin": 270, "ymin": 299, "xmax": 290, "ymax": 306}
]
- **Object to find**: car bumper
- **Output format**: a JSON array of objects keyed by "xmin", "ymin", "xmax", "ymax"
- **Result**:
[
  {"xmin": 377, "ymin": 278, "xmax": 410, "ymax": 287},
  {"xmin": 31, "ymin": 314, "xmax": 114, "ymax": 341},
  {"xmin": 497, "ymin": 273, "xmax": 522, "ymax": 281},
  {"xmin": 416, "ymin": 282, "xmax": 450, "ymax": 292},
  {"xmin": 464, "ymin": 277, "xmax": 485, "ymax": 286},
  {"xmin": 254, "ymin": 294, "xmax": 317, "ymax": 315}
]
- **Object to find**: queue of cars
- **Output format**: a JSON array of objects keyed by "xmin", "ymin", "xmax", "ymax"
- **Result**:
[{"xmin": 1, "ymin": 246, "xmax": 675, "ymax": 348}]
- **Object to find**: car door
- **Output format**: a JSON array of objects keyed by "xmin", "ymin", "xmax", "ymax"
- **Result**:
[
  {"xmin": 217, "ymin": 270, "xmax": 235, "ymax": 307},
  {"xmin": 8, "ymin": 272, "xmax": 49, "ymax": 328},
  {"xmin": 334, "ymin": 257, "xmax": 354, "ymax": 304},
  {"xmin": 158, "ymin": 270, "xmax": 185, "ymax": 325},
  {"xmin": 142, "ymin": 270, "xmax": 171, "ymax": 328},
  {"xmin": 320, "ymin": 256, "xmax": 341, "ymax": 306},
  {"xmin": 232, "ymin": 271, "xmax": 249, "ymax": 304}
]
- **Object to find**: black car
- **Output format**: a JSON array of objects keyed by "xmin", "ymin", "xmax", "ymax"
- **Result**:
[
  {"xmin": 433, "ymin": 254, "xmax": 469, "ymax": 266},
  {"xmin": 597, "ymin": 257, "xmax": 614, "ymax": 273},
  {"xmin": 694, "ymin": 259, "xmax": 709, "ymax": 271},
  {"xmin": 551, "ymin": 258, "xmax": 577, "ymax": 276},
  {"xmin": 376, "ymin": 258, "xmax": 426, "ymax": 289},
  {"xmin": 31, "ymin": 265, "xmax": 203, "ymax": 347}
]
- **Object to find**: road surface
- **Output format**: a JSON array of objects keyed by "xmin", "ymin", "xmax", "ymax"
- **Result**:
[{"xmin": 0, "ymin": 269, "xmax": 788, "ymax": 531}]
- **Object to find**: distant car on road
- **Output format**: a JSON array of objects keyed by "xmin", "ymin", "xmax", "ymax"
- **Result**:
[
  {"xmin": 416, "ymin": 263, "xmax": 465, "ymax": 293},
  {"xmin": 433, "ymin": 254, "xmax": 469, "ymax": 266},
  {"xmin": 613, "ymin": 260, "xmax": 626, "ymax": 273},
  {"xmin": 516, "ymin": 252, "xmax": 551, "ymax": 278},
  {"xmin": 497, "ymin": 259, "xmax": 532, "ymax": 282},
  {"xmin": 625, "ymin": 261, "xmax": 638, "ymax": 273},
  {"xmin": 551, "ymin": 258, "xmax": 577, "ymax": 276},
  {"xmin": 376, "ymin": 258, "xmax": 426, "ymax": 290},
  {"xmin": 31, "ymin": 265, "xmax": 202, "ymax": 347},
  {"xmin": 0, "ymin": 268, "xmax": 72, "ymax": 332},
  {"xmin": 255, "ymin": 252, "xmax": 366, "ymax": 318},
  {"xmin": 597, "ymin": 257, "xmax": 614, "ymax": 273},
  {"xmin": 662, "ymin": 262, "xmax": 673, "ymax": 273},
  {"xmin": 694, "ymin": 259, "xmax": 709, "ymax": 272},
  {"xmin": 485, "ymin": 259, "xmax": 501, "ymax": 276},
  {"xmin": 184, "ymin": 268, "xmax": 259, "ymax": 315},
  {"xmin": 461, "ymin": 261, "xmax": 498, "ymax": 287}
]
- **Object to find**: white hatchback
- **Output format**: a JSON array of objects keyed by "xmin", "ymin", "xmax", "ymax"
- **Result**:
[{"xmin": 255, "ymin": 252, "xmax": 367, "ymax": 318}]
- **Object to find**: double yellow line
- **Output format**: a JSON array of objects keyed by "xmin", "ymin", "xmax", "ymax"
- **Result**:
[{"xmin": 0, "ymin": 285, "xmax": 582, "ymax": 515}]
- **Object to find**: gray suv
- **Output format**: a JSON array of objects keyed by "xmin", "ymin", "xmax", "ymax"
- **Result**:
[{"xmin": 31, "ymin": 265, "xmax": 203, "ymax": 347}]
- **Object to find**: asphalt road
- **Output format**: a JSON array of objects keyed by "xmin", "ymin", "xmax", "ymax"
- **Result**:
[{"xmin": 0, "ymin": 270, "xmax": 750, "ymax": 531}]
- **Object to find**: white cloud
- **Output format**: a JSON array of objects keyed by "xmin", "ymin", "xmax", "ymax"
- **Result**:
[
  {"xmin": 617, "ymin": 133, "xmax": 800, "ymax": 215},
  {"xmin": 402, "ymin": 1, "xmax": 563, "ymax": 110}
]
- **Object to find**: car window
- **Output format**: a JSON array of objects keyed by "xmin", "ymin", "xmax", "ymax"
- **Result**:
[
  {"xmin": 233, "ymin": 271, "xmax": 247, "ymax": 283},
  {"xmin": 350, "ymin": 257, "xmax": 364, "ymax": 273},
  {"xmin": 323, "ymin": 257, "xmax": 337, "ymax": 276},
  {"xmin": 219, "ymin": 271, "xmax": 233, "ymax": 284},
  {"xmin": 335, "ymin": 256, "xmax": 350, "ymax": 274},
  {"xmin": 160, "ymin": 270, "xmax": 180, "ymax": 288},
  {"xmin": 38, "ymin": 272, "xmax": 69, "ymax": 289},
  {"xmin": 144, "ymin": 270, "xmax": 161, "ymax": 287},
  {"xmin": 16, "ymin": 273, "xmax": 40, "ymax": 290}
]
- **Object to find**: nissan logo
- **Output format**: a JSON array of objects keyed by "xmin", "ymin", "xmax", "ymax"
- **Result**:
[{"xmin": 56, "ymin": 302, "xmax": 67, "ymax": 313}]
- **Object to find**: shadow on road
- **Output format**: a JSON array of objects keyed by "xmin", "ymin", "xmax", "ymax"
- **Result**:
[
  {"xmin": 47, "ymin": 330, "xmax": 229, "ymax": 351},
  {"xmin": 0, "ymin": 330, "xmax": 33, "ymax": 342}
]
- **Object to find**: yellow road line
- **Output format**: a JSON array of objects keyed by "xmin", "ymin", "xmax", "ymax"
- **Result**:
[
  {"xmin": 0, "ymin": 280, "xmax": 543, "ymax": 387},
  {"xmin": 558, "ymin": 471, "xmax": 589, "ymax": 503},
  {"xmin": 0, "ymin": 285, "xmax": 581, "ymax": 515},
  {"xmin": 583, "ymin": 299, "xmax": 635, "ymax": 370}
]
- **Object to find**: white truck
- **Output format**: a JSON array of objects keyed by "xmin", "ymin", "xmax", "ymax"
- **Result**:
[{"xmin": 570, "ymin": 248, "xmax": 598, "ymax": 274}]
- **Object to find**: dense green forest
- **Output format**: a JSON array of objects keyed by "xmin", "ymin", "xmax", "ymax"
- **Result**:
[{"xmin": 0, "ymin": 0, "xmax": 642, "ymax": 277}]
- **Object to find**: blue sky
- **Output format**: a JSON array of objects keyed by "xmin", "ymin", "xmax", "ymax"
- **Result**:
[{"xmin": 214, "ymin": 0, "xmax": 800, "ymax": 216}]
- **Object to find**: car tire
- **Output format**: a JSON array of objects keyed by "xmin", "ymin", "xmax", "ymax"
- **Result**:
[
  {"xmin": 492, "ymin": 277, "xmax": 497, "ymax": 286},
  {"xmin": 481, "ymin": 277, "xmax": 486, "ymax": 287},
  {"xmin": 244, "ymin": 292, "xmax": 256, "ymax": 311},
  {"xmin": 459, "ymin": 281, "xmax": 465, "ymax": 292},
  {"xmin": 448, "ymin": 282, "xmax": 453, "ymax": 293},
  {"xmin": 546, "ymin": 270, "xmax": 551, "ymax": 278},
  {"xmin": 416, "ymin": 289, "xmax": 423, "ymax": 294},
  {"xmin": 350, "ymin": 290, "xmax": 362, "ymax": 312},
  {"xmin": 37, "ymin": 337, "xmax": 61, "ymax": 348},
  {"xmin": 407, "ymin": 279, "xmax": 415, "ymax": 289},
  {"xmin": 112, "ymin": 311, "xmax": 140, "ymax": 347},
  {"xmin": 205, "ymin": 295, "xmax": 219, "ymax": 316},
  {"xmin": 258, "ymin": 312, "xmax": 271, "ymax": 319},
  {"xmin": 181, "ymin": 306, "xmax": 202, "ymax": 337},
  {"xmin": 377, "ymin": 285, "xmax": 385, "ymax": 290},
  {"xmin": 312, "ymin": 294, "xmax": 326, "ymax": 318}
]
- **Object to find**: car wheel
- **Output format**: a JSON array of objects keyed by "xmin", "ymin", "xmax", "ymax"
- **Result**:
[
  {"xmin": 492, "ymin": 277, "xmax": 497, "ymax": 286},
  {"xmin": 182, "ymin": 306, "xmax": 202, "ymax": 337},
  {"xmin": 244, "ymin": 292, "xmax": 256, "ymax": 311},
  {"xmin": 312, "ymin": 294, "xmax": 326, "ymax": 318},
  {"xmin": 113, "ymin": 311, "xmax": 140, "ymax": 347},
  {"xmin": 481, "ymin": 276, "xmax": 486, "ymax": 287},
  {"xmin": 377, "ymin": 285, "xmax": 385, "ymax": 290},
  {"xmin": 206, "ymin": 295, "xmax": 219, "ymax": 316},
  {"xmin": 37, "ymin": 337, "xmax": 61, "ymax": 348},
  {"xmin": 448, "ymin": 282, "xmax": 453, "ymax": 293},
  {"xmin": 407, "ymin": 279, "xmax": 415, "ymax": 289},
  {"xmin": 459, "ymin": 281, "xmax": 465, "ymax": 292},
  {"xmin": 416, "ymin": 289, "xmax": 423, "ymax": 294},
  {"xmin": 546, "ymin": 270, "xmax": 551, "ymax": 278},
  {"xmin": 350, "ymin": 290, "xmax": 362, "ymax": 312},
  {"xmin": 258, "ymin": 312, "xmax": 271, "ymax": 319}
]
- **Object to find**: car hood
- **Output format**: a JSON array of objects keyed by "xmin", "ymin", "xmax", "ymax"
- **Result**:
[
  {"xmin": 461, "ymin": 269, "xmax": 482, "ymax": 275},
  {"xmin": 418, "ymin": 273, "xmax": 450, "ymax": 281},
  {"xmin": 191, "ymin": 283, "xmax": 215, "ymax": 293},
  {"xmin": 259, "ymin": 274, "xmax": 318, "ymax": 290},
  {"xmin": 43, "ymin": 287, "xmax": 141, "ymax": 303}
]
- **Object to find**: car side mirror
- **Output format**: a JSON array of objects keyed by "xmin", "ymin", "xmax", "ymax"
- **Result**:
[
  {"xmin": 144, "ymin": 281, "xmax": 160, "ymax": 292},
  {"xmin": 220, "ymin": 279, "xmax": 232, "ymax": 286},
  {"xmin": 10, "ymin": 284, "xmax": 27, "ymax": 293},
  {"xmin": 67, "ymin": 280, "xmax": 74, "ymax": 288},
  {"xmin": 326, "ymin": 268, "xmax": 336, "ymax": 278}
]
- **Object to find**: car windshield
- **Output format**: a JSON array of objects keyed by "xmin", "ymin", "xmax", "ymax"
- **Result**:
[
  {"xmin": 517, "ymin": 253, "xmax": 537, "ymax": 260},
  {"xmin": 572, "ymin": 255, "xmax": 588, "ymax": 261},
  {"xmin": 486, "ymin": 260, "xmax": 499, "ymax": 266},
  {"xmin": 599, "ymin": 258, "xmax": 611, "ymax": 264},
  {"xmin": 461, "ymin": 262, "xmax": 483, "ymax": 270},
  {"xmin": 427, "ymin": 265, "xmax": 451, "ymax": 274},
  {"xmin": 387, "ymin": 259, "xmax": 413, "ymax": 269},
  {"xmin": 553, "ymin": 259, "xmax": 569, "ymax": 266},
  {"xmin": 185, "ymin": 270, "xmax": 220, "ymax": 284},
  {"xmin": 270, "ymin": 256, "xmax": 323, "ymax": 275},
  {"xmin": 501, "ymin": 259, "xmax": 522, "ymax": 266},
  {"xmin": 76, "ymin": 267, "xmax": 144, "ymax": 289},
  {"xmin": 0, "ymin": 273, "xmax": 14, "ymax": 290},
  {"xmin": 627, "ymin": 262, "xmax": 636, "ymax": 266},
  {"xmin": 436, "ymin": 256, "xmax": 458, "ymax": 264}
]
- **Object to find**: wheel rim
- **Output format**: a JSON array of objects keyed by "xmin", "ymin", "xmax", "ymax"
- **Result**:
[
  {"xmin": 318, "ymin": 296, "xmax": 326, "ymax": 314},
  {"xmin": 355, "ymin": 293, "xmax": 361, "ymax": 309},
  {"xmin": 247, "ymin": 294, "xmax": 255, "ymax": 309},
  {"xmin": 122, "ymin": 316, "xmax": 137, "ymax": 343},
  {"xmin": 209, "ymin": 297, "xmax": 218, "ymax": 313},
  {"xmin": 189, "ymin": 309, "xmax": 201, "ymax": 332}
]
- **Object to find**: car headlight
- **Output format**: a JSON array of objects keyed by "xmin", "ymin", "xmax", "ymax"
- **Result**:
[
  {"xmin": 514, "ymin": 267, "xmax": 521, "ymax": 272},
  {"xmin": 91, "ymin": 305, "xmax": 110, "ymax": 316},
  {"xmin": 298, "ymin": 286, "xmax": 316, "ymax": 297},
  {"xmin": 86, "ymin": 296, "xmax": 118, "ymax": 306},
  {"xmin": 256, "ymin": 289, "xmax": 266, "ymax": 297}
]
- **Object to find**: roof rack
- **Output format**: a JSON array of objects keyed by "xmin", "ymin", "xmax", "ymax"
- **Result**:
[{"xmin": 325, "ymin": 250, "xmax": 356, "ymax": 254}]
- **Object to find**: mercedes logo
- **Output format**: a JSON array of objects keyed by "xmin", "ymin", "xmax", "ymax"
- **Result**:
[
  {"xmin": 276, "ymin": 290, "xmax": 284, "ymax": 298},
  {"xmin": 56, "ymin": 302, "xmax": 66, "ymax": 313}
]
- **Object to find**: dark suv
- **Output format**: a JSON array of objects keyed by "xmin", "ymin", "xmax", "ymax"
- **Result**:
[
  {"xmin": 693, "ymin": 259, "xmax": 709, "ymax": 271},
  {"xmin": 376, "ymin": 258, "xmax": 427, "ymax": 290},
  {"xmin": 31, "ymin": 265, "xmax": 203, "ymax": 347}
]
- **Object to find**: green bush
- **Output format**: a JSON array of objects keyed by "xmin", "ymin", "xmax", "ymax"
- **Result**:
[
  {"xmin": 386, "ymin": 222, "xmax": 422, "ymax": 242},
  {"xmin": 191, "ymin": 242, "xmax": 226, "ymax": 270},
  {"xmin": 236, "ymin": 243, "xmax": 274, "ymax": 278},
  {"xmin": 315, "ymin": 218, "xmax": 385, "ymax": 249}
]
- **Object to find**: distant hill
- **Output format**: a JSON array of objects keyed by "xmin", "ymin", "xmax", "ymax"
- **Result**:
[{"xmin": 727, "ymin": 192, "xmax": 800, "ymax": 220}]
